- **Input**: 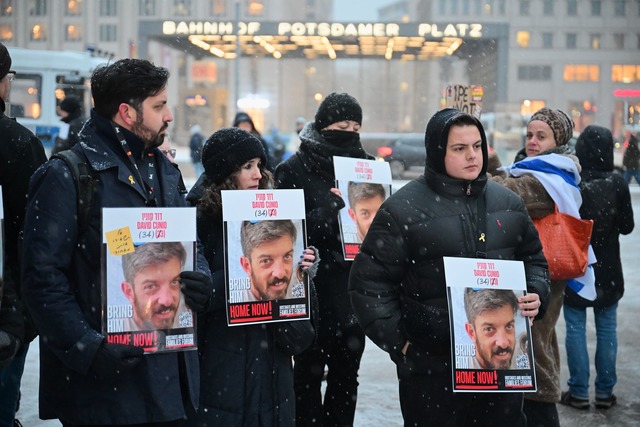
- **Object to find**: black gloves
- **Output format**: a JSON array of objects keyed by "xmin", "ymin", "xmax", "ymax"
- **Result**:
[
  {"xmin": 0, "ymin": 331, "xmax": 20, "ymax": 367},
  {"xmin": 90, "ymin": 341, "xmax": 144, "ymax": 378},
  {"xmin": 180, "ymin": 271, "xmax": 213, "ymax": 313},
  {"xmin": 326, "ymin": 191, "xmax": 346, "ymax": 212}
]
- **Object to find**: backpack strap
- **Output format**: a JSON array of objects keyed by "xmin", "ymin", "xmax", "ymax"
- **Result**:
[{"xmin": 51, "ymin": 150, "xmax": 97, "ymax": 235}]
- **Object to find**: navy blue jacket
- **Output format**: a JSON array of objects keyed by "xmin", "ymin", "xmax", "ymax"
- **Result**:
[{"xmin": 22, "ymin": 110, "xmax": 209, "ymax": 424}]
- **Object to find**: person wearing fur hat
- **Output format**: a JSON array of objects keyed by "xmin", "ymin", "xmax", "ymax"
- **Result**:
[
  {"xmin": 185, "ymin": 127, "xmax": 318, "ymax": 426},
  {"xmin": 51, "ymin": 95, "xmax": 86, "ymax": 154},
  {"xmin": 275, "ymin": 92, "xmax": 372, "ymax": 426},
  {"xmin": 0, "ymin": 41, "xmax": 47, "ymax": 427},
  {"xmin": 561, "ymin": 125, "xmax": 634, "ymax": 410},
  {"xmin": 488, "ymin": 107, "xmax": 584, "ymax": 426},
  {"xmin": 349, "ymin": 108, "xmax": 547, "ymax": 426}
]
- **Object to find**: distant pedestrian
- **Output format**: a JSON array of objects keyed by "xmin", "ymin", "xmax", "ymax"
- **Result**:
[
  {"xmin": 560, "ymin": 125, "xmax": 634, "ymax": 410},
  {"xmin": 622, "ymin": 132, "xmax": 640, "ymax": 185},
  {"xmin": 52, "ymin": 95, "xmax": 85, "ymax": 155},
  {"xmin": 189, "ymin": 124, "xmax": 205, "ymax": 178},
  {"xmin": 233, "ymin": 111, "xmax": 274, "ymax": 171}
]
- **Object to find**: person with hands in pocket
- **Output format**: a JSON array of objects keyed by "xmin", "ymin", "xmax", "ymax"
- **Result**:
[
  {"xmin": 21, "ymin": 58, "xmax": 212, "ymax": 427},
  {"xmin": 349, "ymin": 108, "xmax": 549, "ymax": 427}
]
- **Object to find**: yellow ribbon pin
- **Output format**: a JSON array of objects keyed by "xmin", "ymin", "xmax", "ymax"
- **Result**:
[
  {"xmin": 479, "ymin": 233, "xmax": 485, "ymax": 242},
  {"xmin": 128, "ymin": 175, "xmax": 135, "ymax": 185}
]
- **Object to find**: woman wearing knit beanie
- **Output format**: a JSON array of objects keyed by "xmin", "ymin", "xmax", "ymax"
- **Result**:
[
  {"xmin": 275, "ymin": 92, "xmax": 371, "ymax": 426},
  {"xmin": 489, "ymin": 107, "xmax": 584, "ymax": 426},
  {"xmin": 185, "ymin": 127, "xmax": 318, "ymax": 426}
]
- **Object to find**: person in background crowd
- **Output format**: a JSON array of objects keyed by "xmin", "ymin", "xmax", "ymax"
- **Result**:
[
  {"xmin": 560, "ymin": 125, "xmax": 634, "ymax": 410},
  {"xmin": 21, "ymin": 58, "xmax": 213, "ymax": 426},
  {"xmin": 489, "ymin": 107, "xmax": 584, "ymax": 427},
  {"xmin": 159, "ymin": 134, "xmax": 187, "ymax": 198},
  {"xmin": 275, "ymin": 92, "xmax": 370, "ymax": 426},
  {"xmin": 284, "ymin": 117, "xmax": 306, "ymax": 159},
  {"xmin": 189, "ymin": 124, "xmax": 205, "ymax": 178},
  {"xmin": 0, "ymin": 41, "xmax": 47, "ymax": 427},
  {"xmin": 349, "ymin": 108, "xmax": 547, "ymax": 426},
  {"xmin": 52, "ymin": 95, "xmax": 85, "ymax": 155},
  {"xmin": 185, "ymin": 127, "xmax": 318, "ymax": 426},
  {"xmin": 622, "ymin": 132, "xmax": 640, "ymax": 185},
  {"xmin": 233, "ymin": 111, "xmax": 274, "ymax": 171}
]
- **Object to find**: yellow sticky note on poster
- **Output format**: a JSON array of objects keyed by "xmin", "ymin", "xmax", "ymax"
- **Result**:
[{"xmin": 105, "ymin": 227, "xmax": 135, "ymax": 256}]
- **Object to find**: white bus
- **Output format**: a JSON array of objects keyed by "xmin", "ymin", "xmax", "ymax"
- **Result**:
[{"xmin": 6, "ymin": 47, "xmax": 108, "ymax": 148}]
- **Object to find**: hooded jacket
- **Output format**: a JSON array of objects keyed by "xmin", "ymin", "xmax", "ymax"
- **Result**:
[
  {"xmin": 565, "ymin": 125, "xmax": 634, "ymax": 308},
  {"xmin": 349, "ymin": 109, "xmax": 549, "ymax": 374}
]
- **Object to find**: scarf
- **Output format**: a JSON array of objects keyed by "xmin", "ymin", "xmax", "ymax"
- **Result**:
[{"xmin": 298, "ymin": 133, "xmax": 369, "ymax": 181}]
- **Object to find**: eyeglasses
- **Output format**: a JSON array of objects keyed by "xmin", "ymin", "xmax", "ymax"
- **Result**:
[
  {"xmin": 162, "ymin": 149, "xmax": 177, "ymax": 158},
  {"xmin": 6, "ymin": 71, "xmax": 16, "ymax": 82}
]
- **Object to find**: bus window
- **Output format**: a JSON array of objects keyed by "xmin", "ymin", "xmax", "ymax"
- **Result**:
[{"xmin": 10, "ymin": 73, "xmax": 42, "ymax": 119}]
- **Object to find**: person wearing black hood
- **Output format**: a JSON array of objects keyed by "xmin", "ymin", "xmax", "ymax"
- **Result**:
[
  {"xmin": 349, "ymin": 108, "xmax": 549, "ymax": 426},
  {"xmin": 275, "ymin": 92, "xmax": 371, "ymax": 426},
  {"xmin": 52, "ymin": 95, "xmax": 85, "ymax": 155},
  {"xmin": 233, "ymin": 111, "xmax": 275, "ymax": 171},
  {"xmin": 560, "ymin": 125, "xmax": 634, "ymax": 410}
]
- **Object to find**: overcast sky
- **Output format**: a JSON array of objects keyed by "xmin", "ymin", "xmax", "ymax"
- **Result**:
[{"xmin": 333, "ymin": 0, "xmax": 395, "ymax": 21}]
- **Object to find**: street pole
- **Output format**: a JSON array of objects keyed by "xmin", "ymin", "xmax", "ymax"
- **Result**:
[{"xmin": 234, "ymin": 1, "xmax": 241, "ymax": 112}]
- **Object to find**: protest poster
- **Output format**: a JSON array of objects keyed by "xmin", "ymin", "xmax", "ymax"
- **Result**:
[
  {"xmin": 101, "ymin": 207, "xmax": 197, "ymax": 353},
  {"xmin": 445, "ymin": 84, "xmax": 484, "ymax": 118},
  {"xmin": 333, "ymin": 156, "xmax": 392, "ymax": 260},
  {"xmin": 221, "ymin": 189, "xmax": 310, "ymax": 326},
  {"xmin": 444, "ymin": 257, "xmax": 536, "ymax": 393}
]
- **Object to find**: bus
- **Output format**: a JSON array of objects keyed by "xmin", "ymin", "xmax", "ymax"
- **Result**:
[{"xmin": 6, "ymin": 47, "xmax": 109, "ymax": 148}]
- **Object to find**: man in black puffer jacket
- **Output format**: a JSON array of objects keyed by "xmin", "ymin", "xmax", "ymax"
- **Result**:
[{"xmin": 349, "ymin": 108, "xmax": 550, "ymax": 426}]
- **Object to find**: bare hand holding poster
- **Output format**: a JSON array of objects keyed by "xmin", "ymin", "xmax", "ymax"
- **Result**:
[
  {"xmin": 222, "ymin": 189, "xmax": 310, "ymax": 326},
  {"xmin": 102, "ymin": 207, "xmax": 197, "ymax": 353},
  {"xmin": 444, "ymin": 257, "xmax": 536, "ymax": 392}
]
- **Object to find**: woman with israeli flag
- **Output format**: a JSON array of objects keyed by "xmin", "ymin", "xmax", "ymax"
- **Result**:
[{"xmin": 488, "ymin": 107, "xmax": 592, "ymax": 427}]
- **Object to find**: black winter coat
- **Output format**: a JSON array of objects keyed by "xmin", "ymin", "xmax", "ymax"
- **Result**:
[
  {"xmin": 186, "ymin": 176, "xmax": 315, "ymax": 427},
  {"xmin": 565, "ymin": 125, "xmax": 635, "ymax": 307},
  {"xmin": 22, "ymin": 110, "xmax": 208, "ymax": 424},
  {"xmin": 274, "ymin": 123, "xmax": 373, "ymax": 329},
  {"xmin": 0, "ymin": 101, "xmax": 47, "ymax": 345},
  {"xmin": 51, "ymin": 110, "xmax": 85, "ymax": 155}
]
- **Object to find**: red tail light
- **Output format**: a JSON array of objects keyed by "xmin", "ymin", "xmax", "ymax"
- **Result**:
[{"xmin": 377, "ymin": 146, "xmax": 393, "ymax": 157}]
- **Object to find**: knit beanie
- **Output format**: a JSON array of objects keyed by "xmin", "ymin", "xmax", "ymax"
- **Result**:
[
  {"xmin": 0, "ymin": 42, "xmax": 12, "ymax": 80},
  {"xmin": 202, "ymin": 127, "xmax": 267, "ymax": 185},
  {"xmin": 314, "ymin": 92, "xmax": 362, "ymax": 131},
  {"xmin": 529, "ymin": 108, "xmax": 574, "ymax": 146}
]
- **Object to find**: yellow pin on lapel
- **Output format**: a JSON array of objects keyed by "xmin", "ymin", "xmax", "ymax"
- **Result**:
[
  {"xmin": 479, "ymin": 233, "xmax": 486, "ymax": 242},
  {"xmin": 128, "ymin": 175, "xmax": 135, "ymax": 185}
]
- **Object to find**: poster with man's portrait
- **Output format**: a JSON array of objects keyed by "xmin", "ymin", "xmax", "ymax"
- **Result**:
[
  {"xmin": 444, "ymin": 257, "xmax": 536, "ymax": 393},
  {"xmin": 333, "ymin": 156, "xmax": 392, "ymax": 261},
  {"xmin": 101, "ymin": 207, "xmax": 198, "ymax": 353},
  {"xmin": 222, "ymin": 189, "xmax": 310, "ymax": 326}
]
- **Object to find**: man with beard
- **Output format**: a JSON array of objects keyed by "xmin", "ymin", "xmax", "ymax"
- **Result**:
[
  {"xmin": 238, "ymin": 219, "xmax": 303, "ymax": 302},
  {"xmin": 464, "ymin": 288, "xmax": 518, "ymax": 370},
  {"xmin": 121, "ymin": 242, "xmax": 190, "ymax": 331},
  {"xmin": 21, "ymin": 59, "xmax": 213, "ymax": 426}
]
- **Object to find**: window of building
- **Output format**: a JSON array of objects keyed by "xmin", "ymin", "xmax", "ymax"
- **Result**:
[
  {"xmin": 65, "ymin": 0, "xmax": 82, "ymax": 16},
  {"xmin": 614, "ymin": 0, "xmax": 625, "ymax": 16},
  {"xmin": 591, "ymin": 0, "xmax": 601, "ymax": 16},
  {"xmin": 139, "ymin": 0, "xmax": 156, "ymax": 16},
  {"xmin": 0, "ymin": 24, "xmax": 12, "ymax": 41},
  {"xmin": 518, "ymin": 65, "xmax": 552, "ymax": 81},
  {"xmin": 612, "ymin": 65, "xmax": 640, "ymax": 83},
  {"xmin": 516, "ymin": 31, "xmax": 530, "ymax": 47},
  {"xmin": 498, "ymin": 0, "xmax": 506, "ymax": 14},
  {"xmin": 30, "ymin": 23, "xmax": 47, "ymax": 41},
  {"xmin": 100, "ymin": 0, "xmax": 117, "ymax": 16},
  {"xmin": 247, "ymin": 0, "xmax": 264, "ymax": 16},
  {"xmin": 1, "ymin": 0, "xmax": 12, "ymax": 16},
  {"xmin": 521, "ymin": 100, "xmax": 546, "ymax": 116},
  {"xmin": 450, "ymin": 0, "xmax": 459, "ymax": 15},
  {"xmin": 210, "ymin": 0, "xmax": 225, "ymax": 15},
  {"xmin": 519, "ymin": 0, "xmax": 530, "ymax": 15},
  {"xmin": 65, "ymin": 24, "xmax": 82, "ymax": 41},
  {"xmin": 462, "ymin": 0, "xmax": 470, "ymax": 15},
  {"xmin": 174, "ymin": 0, "xmax": 192, "ymax": 16},
  {"xmin": 99, "ymin": 24, "xmax": 117, "ymax": 42},
  {"xmin": 566, "ymin": 33, "xmax": 577, "ymax": 49},
  {"xmin": 474, "ymin": 0, "xmax": 482, "ymax": 15},
  {"xmin": 564, "ymin": 64, "xmax": 600, "ymax": 82},
  {"xmin": 567, "ymin": 0, "xmax": 578, "ymax": 16},
  {"xmin": 29, "ymin": 0, "xmax": 47, "ymax": 16},
  {"xmin": 543, "ymin": 0, "xmax": 553, "ymax": 15},
  {"xmin": 542, "ymin": 33, "xmax": 553, "ymax": 48},
  {"xmin": 590, "ymin": 33, "xmax": 601, "ymax": 49},
  {"xmin": 613, "ymin": 33, "xmax": 625, "ymax": 49}
]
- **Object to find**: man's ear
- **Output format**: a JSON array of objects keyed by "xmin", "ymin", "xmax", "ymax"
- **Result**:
[
  {"xmin": 121, "ymin": 281, "xmax": 134, "ymax": 302},
  {"xmin": 347, "ymin": 207, "xmax": 356, "ymax": 222},
  {"xmin": 465, "ymin": 322, "xmax": 476, "ymax": 341},
  {"xmin": 115, "ymin": 102, "xmax": 137, "ymax": 127},
  {"xmin": 240, "ymin": 256, "xmax": 251, "ymax": 275}
]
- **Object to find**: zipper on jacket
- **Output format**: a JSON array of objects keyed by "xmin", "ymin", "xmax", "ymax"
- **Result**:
[{"xmin": 466, "ymin": 183, "xmax": 471, "ymax": 196}]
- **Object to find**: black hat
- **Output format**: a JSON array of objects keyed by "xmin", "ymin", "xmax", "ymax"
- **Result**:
[
  {"xmin": 0, "ymin": 42, "xmax": 12, "ymax": 81},
  {"xmin": 202, "ymin": 127, "xmax": 267, "ymax": 185},
  {"xmin": 314, "ymin": 92, "xmax": 362, "ymax": 131},
  {"xmin": 232, "ymin": 112, "xmax": 255, "ymax": 129},
  {"xmin": 59, "ymin": 96, "xmax": 82, "ymax": 114}
]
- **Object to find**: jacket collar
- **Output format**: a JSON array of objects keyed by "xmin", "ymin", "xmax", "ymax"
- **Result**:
[{"xmin": 425, "ymin": 166, "xmax": 487, "ymax": 199}]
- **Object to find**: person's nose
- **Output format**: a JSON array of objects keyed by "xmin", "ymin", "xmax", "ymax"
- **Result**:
[
  {"xmin": 495, "ymin": 329, "xmax": 509, "ymax": 349},
  {"xmin": 271, "ymin": 260, "xmax": 286, "ymax": 279},
  {"xmin": 164, "ymin": 107, "xmax": 174, "ymax": 123},
  {"xmin": 156, "ymin": 284, "xmax": 174, "ymax": 307},
  {"xmin": 253, "ymin": 166, "xmax": 262, "ymax": 180}
]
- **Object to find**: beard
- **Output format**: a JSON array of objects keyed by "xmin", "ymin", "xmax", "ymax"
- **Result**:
[{"xmin": 131, "ymin": 114, "xmax": 168, "ymax": 149}]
